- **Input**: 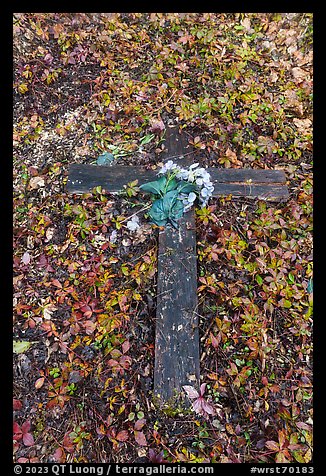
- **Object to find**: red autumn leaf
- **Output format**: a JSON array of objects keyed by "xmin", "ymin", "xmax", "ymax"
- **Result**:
[
  {"xmin": 21, "ymin": 420, "xmax": 31, "ymax": 433},
  {"xmin": 182, "ymin": 385, "xmax": 199, "ymax": 399},
  {"xmin": 13, "ymin": 399, "xmax": 22, "ymax": 411},
  {"xmin": 51, "ymin": 447, "xmax": 65, "ymax": 463},
  {"xmin": 148, "ymin": 449, "xmax": 168, "ymax": 463},
  {"xmin": 13, "ymin": 421, "xmax": 22, "ymax": 439},
  {"xmin": 296, "ymin": 421, "xmax": 312, "ymax": 431},
  {"xmin": 52, "ymin": 279, "xmax": 62, "ymax": 288},
  {"xmin": 134, "ymin": 418, "xmax": 146, "ymax": 431},
  {"xmin": 82, "ymin": 309, "xmax": 93, "ymax": 318},
  {"xmin": 201, "ymin": 399, "xmax": 216, "ymax": 416},
  {"xmin": 118, "ymin": 294, "xmax": 128, "ymax": 312},
  {"xmin": 134, "ymin": 430, "xmax": 147, "ymax": 446},
  {"xmin": 119, "ymin": 355, "xmax": 132, "ymax": 369},
  {"xmin": 210, "ymin": 332, "xmax": 221, "ymax": 349},
  {"xmin": 83, "ymin": 320, "xmax": 97, "ymax": 334},
  {"xmin": 23, "ymin": 432, "xmax": 35, "ymax": 447},
  {"xmin": 63, "ymin": 432, "xmax": 75, "ymax": 453},
  {"xmin": 265, "ymin": 440, "xmax": 280, "ymax": 452},
  {"xmin": 122, "ymin": 340, "xmax": 130, "ymax": 354},
  {"xmin": 116, "ymin": 430, "xmax": 129, "ymax": 442},
  {"xmin": 108, "ymin": 359, "xmax": 120, "ymax": 368},
  {"xmin": 14, "ymin": 420, "xmax": 34, "ymax": 447}
]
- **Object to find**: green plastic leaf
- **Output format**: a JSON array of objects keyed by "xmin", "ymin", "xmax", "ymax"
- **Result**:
[
  {"xmin": 13, "ymin": 340, "xmax": 33, "ymax": 354},
  {"xmin": 140, "ymin": 176, "xmax": 167, "ymax": 196},
  {"xmin": 149, "ymin": 198, "xmax": 168, "ymax": 225},
  {"xmin": 165, "ymin": 178, "xmax": 178, "ymax": 192},
  {"xmin": 307, "ymin": 279, "xmax": 313, "ymax": 294},
  {"xmin": 163, "ymin": 190, "xmax": 184, "ymax": 220},
  {"xmin": 148, "ymin": 190, "xmax": 184, "ymax": 227},
  {"xmin": 176, "ymin": 180, "xmax": 197, "ymax": 194},
  {"xmin": 96, "ymin": 152, "xmax": 115, "ymax": 166}
]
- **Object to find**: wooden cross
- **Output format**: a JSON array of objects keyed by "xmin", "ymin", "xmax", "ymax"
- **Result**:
[{"xmin": 66, "ymin": 125, "xmax": 289, "ymax": 404}]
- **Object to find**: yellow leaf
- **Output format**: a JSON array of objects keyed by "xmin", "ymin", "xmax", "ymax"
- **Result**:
[{"xmin": 13, "ymin": 340, "xmax": 34, "ymax": 354}]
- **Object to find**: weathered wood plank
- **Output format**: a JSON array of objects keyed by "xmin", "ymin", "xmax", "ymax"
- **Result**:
[
  {"xmin": 66, "ymin": 164, "xmax": 157, "ymax": 194},
  {"xmin": 154, "ymin": 209, "xmax": 199, "ymax": 401},
  {"xmin": 67, "ymin": 164, "xmax": 288, "ymax": 198},
  {"xmin": 209, "ymin": 168, "xmax": 287, "ymax": 184},
  {"xmin": 212, "ymin": 182, "xmax": 289, "ymax": 201},
  {"xmin": 154, "ymin": 125, "xmax": 200, "ymax": 402}
]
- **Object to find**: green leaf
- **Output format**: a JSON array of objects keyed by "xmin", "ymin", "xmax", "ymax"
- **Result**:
[
  {"xmin": 164, "ymin": 191, "xmax": 184, "ymax": 221},
  {"xmin": 307, "ymin": 278, "xmax": 313, "ymax": 294},
  {"xmin": 140, "ymin": 133, "xmax": 155, "ymax": 145},
  {"xmin": 148, "ymin": 190, "xmax": 184, "ymax": 227},
  {"xmin": 176, "ymin": 180, "xmax": 197, "ymax": 194},
  {"xmin": 288, "ymin": 272, "xmax": 295, "ymax": 284},
  {"xmin": 165, "ymin": 178, "xmax": 178, "ymax": 192},
  {"xmin": 96, "ymin": 152, "xmax": 115, "ymax": 165},
  {"xmin": 140, "ymin": 176, "xmax": 167, "ymax": 196},
  {"xmin": 13, "ymin": 340, "xmax": 33, "ymax": 354},
  {"xmin": 149, "ymin": 198, "xmax": 168, "ymax": 225},
  {"xmin": 256, "ymin": 274, "xmax": 263, "ymax": 285}
]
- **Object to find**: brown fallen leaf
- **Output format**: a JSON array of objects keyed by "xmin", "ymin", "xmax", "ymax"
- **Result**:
[
  {"xmin": 293, "ymin": 118, "xmax": 312, "ymax": 135},
  {"xmin": 291, "ymin": 67, "xmax": 309, "ymax": 83},
  {"xmin": 283, "ymin": 90, "xmax": 303, "ymax": 116},
  {"xmin": 35, "ymin": 377, "xmax": 45, "ymax": 389},
  {"xmin": 29, "ymin": 176, "xmax": 45, "ymax": 189},
  {"xmin": 21, "ymin": 251, "xmax": 31, "ymax": 265},
  {"xmin": 134, "ymin": 430, "xmax": 147, "ymax": 446},
  {"xmin": 116, "ymin": 430, "xmax": 129, "ymax": 442}
]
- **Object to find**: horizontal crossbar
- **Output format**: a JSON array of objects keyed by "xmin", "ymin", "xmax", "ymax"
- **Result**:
[{"xmin": 67, "ymin": 164, "xmax": 288, "ymax": 201}]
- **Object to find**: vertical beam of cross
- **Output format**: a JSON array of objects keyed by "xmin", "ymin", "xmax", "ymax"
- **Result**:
[{"xmin": 154, "ymin": 125, "xmax": 200, "ymax": 402}]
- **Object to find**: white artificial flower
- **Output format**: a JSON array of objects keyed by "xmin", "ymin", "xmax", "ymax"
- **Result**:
[
  {"xmin": 203, "ymin": 172, "xmax": 211, "ymax": 182},
  {"xmin": 187, "ymin": 171, "xmax": 195, "ymax": 182},
  {"xmin": 194, "ymin": 167, "xmax": 206, "ymax": 177},
  {"xmin": 109, "ymin": 230, "xmax": 118, "ymax": 243},
  {"xmin": 187, "ymin": 192, "xmax": 197, "ymax": 203},
  {"xmin": 176, "ymin": 168, "xmax": 189, "ymax": 180},
  {"xmin": 158, "ymin": 160, "xmax": 178, "ymax": 175},
  {"xmin": 126, "ymin": 215, "xmax": 140, "ymax": 232}
]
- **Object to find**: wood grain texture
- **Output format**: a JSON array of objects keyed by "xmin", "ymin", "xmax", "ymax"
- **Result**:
[
  {"xmin": 67, "ymin": 164, "xmax": 288, "ymax": 200},
  {"xmin": 66, "ymin": 164, "xmax": 158, "ymax": 194},
  {"xmin": 154, "ymin": 125, "xmax": 200, "ymax": 402},
  {"xmin": 154, "ymin": 209, "xmax": 200, "ymax": 401},
  {"xmin": 209, "ymin": 168, "xmax": 287, "ymax": 184},
  {"xmin": 212, "ymin": 182, "xmax": 289, "ymax": 200}
]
